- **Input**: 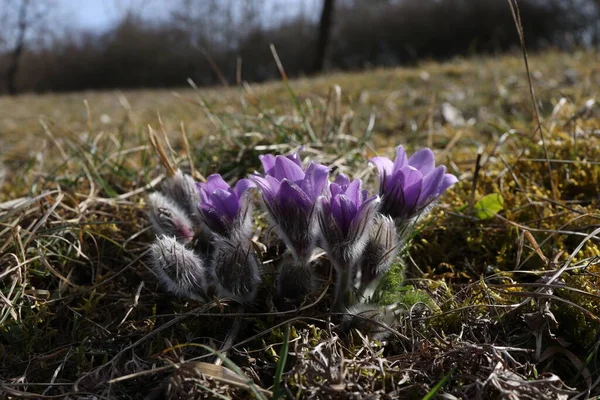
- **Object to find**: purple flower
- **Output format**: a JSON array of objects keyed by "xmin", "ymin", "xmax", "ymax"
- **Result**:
[
  {"xmin": 370, "ymin": 146, "xmax": 458, "ymax": 222},
  {"xmin": 252, "ymin": 155, "xmax": 329, "ymax": 262},
  {"xmin": 318, "ymin": 174, "xmax": 380, "ymax": 267},
  {"xmin": 196, "ymin": 174, "xmax": 255, "ymax": 237},
  {"xmin": 318, "ymin": 174, "xmax": 380, "ymax": 309}
]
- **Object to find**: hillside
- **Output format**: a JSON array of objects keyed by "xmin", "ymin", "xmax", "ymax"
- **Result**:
[{"xmin": 0, "ymin": 50, "xmax": 599, "ymax": 399}]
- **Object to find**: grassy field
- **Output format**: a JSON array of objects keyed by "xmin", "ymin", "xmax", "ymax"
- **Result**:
[{"xmin": 0, "ymin": 49, "xmax": 599, "ymax": 399}]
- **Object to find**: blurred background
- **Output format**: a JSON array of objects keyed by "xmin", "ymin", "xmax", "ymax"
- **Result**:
[{"xmin": 0, "ymin": 0, "xmax": 597, "ymax": 95}]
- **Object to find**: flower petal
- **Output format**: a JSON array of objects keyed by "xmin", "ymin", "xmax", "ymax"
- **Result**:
[
  {"xmin": 349, "ymin": 195, "xmax": 380, "ymax": 244},
  {"xmin": 274, "ymin": 155, "xmax": 305, "ymax": 182},
  {"xmin": 199, "ymin": 204, "xmax": 228, "ymax": 235},
  {"xmin": 211, "ymin": 188, "xmax": 239, "ymax": 221},
  {"xmin": 398, "ymin": 168, "xmax": 423, "ymax": 212},
  {"xmin": 279, "ymin": 179, "xmax": 313, "ymax": 211},
  {"xmin": 408, "ymin": 148, "xmax": 435, "ymax": 175},
  {"xmin": 369, "ymin": 156, "xmax": 394, "ymax": 180},
  {"xmin": 436, "ymin": 173, "xmax": 459, "ymax": 196},
  {"xmin": 418, "ymin": 165, "xmax": 445, "ymax": 204},
  {"xmin": 287, "ymin": 148, "xmax": 304, "ymax": 168},
  {"xmin": 331, "ymin": 194, "xmax": 357, "ymax": 233},
  {"xmin": 259, "ymin": 154, "xmax": 277, "ymax": 175},
  {"xmin": 205, "ymin": 174, "xmax": 231, "ymax": 193},
  {"xmin": 384, "ymin": 168, "xmax": 423, "ymax": 217},
  {"xmin": 234, "ymin": 178, "xmax": 255, "ymax": 198},
  {"xmin": 251, "ymin": 174, "xmax": 280, "ymax": 205},
  {"xmin": 344, "ymin": 179, "xmax": 362, "ymax": 207},
  {"xmin": 330, "ymin": 183, "xmax": 344, "ymax": 198},
  {"xmin": 392, "ymin": 145, "xmax": 408, "ymax": 173},
  {"xmin": 196, "ymin": 184, "xmax": 210, "ymax": 204},
  {"xmin": 369, "ymin": 156, "xmax": 394, "ymax": 192},
  {"xmin": 333, "ymin": 173, "xmax": 351, "ymax": 187},
  {"xmin": 300, "ymin": 162, "xmax": 330, "ymax": 201}
]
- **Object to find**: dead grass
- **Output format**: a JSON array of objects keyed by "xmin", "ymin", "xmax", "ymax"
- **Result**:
[{"xmin": 0, "ymin": 49, "xmax": 599, "ymax": 399}]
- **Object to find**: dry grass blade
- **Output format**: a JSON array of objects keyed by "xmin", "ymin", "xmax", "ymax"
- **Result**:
[
  {"xmin": 147, "ymin": 125, "xmax": 176, "ymax": 176},
  {"xmin": 506, "ymin": 0, "xmax": 556, "ymax": 199}
]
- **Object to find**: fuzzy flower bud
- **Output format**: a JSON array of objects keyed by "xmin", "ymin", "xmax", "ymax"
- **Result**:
[
  {"xmin": 210, "ymin": 235, "xmax": 262, "ymax": 303},
  {"xmin": 148, "ymin": 192, "xmax": 195, "ymax": 243},
  {"xmin": 276, "ymin": 254, "xmax": 316, "ymax": 300},
  {"xmin": 160, "ymin": 170, "xmax": 201, "ymax": 224},
  {"xmin": 150, "ymin": 235, "xmax": 207, "ymax": 300},
  {"xmin": 357, "ymin": 215, "xmax": 399, "ymax": 299}
]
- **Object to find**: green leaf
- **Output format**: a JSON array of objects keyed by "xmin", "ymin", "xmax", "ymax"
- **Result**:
[
  {"xmin": 272, "ymin": 324, "xmax": 290, "ymax": 400},
  {"xmin": 422, "ymin": 367, "xmax": 455, "ymax": 400},
  {"xmin": 474, "ymin": 193, "xmax": 504, "ymax": 220}
]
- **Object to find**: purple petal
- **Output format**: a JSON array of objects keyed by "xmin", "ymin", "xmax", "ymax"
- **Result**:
[
  {"xmin": 211, "ymin": 188, "xmax": 239, "ymax": 220},
  {"xmin": 408, "ymin": 148, "xmax": 436, "ymax": 175},
  {"xmin": 369, "ymin": 156, "xmax": 394, "ymax": 179},
  {"xmin": 344, "ymin": 179, "xmax": 362, "ymax": 207},
  {"xmin": 333, "ymin": 173, "xmax": 351, "ymax": 187},
  {"xmin": 348, "ymin": 195, "xmax": 380, "ymax": 245},
  {"xmin": 418, "ymin": 165, "xmax": 445, "ymax": 204},
  {"xmin": 200, "ymin": 205, "xmax": 228, "ymax": 234},
  {"xmin": 392, "ymin": 145, "xmax": 408, "ymax": 174},
  {"xmin": 197, "ymin": 185, "xmax": 210, "ymax": 204},
  {"xmin": 279, "ymin": 179, "xmax": 313, "ymax": 211},
  {"xmin": 389, "ymin": 167, "xmax": 423, "ymax": 213},
  {"xmin": 318, "ymin": 196, "xmax": 343, "ymax": 246},
  {"xmin": 259, "ymin": 154, "xmax": 277, "ymax": 175},
  {"xmin": 331, "ymin": 194, "xmax": 357, "ymax": 233},
  {"xmin": 330, "ymin": 183, "xmax": 344, "ymax": 198},
  {"xmin": 300, "ymin": 162, "xmax": 330, "ymax": 201},
  {"xmin": 234, "ymin": 178, "xmax": 255, "ymax": 198},
  {"xmin": 435, "ymin": 173, "xmax": 459, "ymax": 196},
  {"xmin": 398, "ymin": 166, "xmax": 423, "ymax": 187},
  {"xmin": 286, "ymin": 148, "xmax": 304, "ymax": 168},
  {"xmin": 205, "ymin": 174, "xmax": 231, "ymax": 193},
  {"xmin": 360, "ymin": 189, "xmax": 371, "ymax": 203},
  {"xmin": 355, "ymin": 195, "xmax": 381, "ymax": 224},
  {"xmin": 274, "ymin": 156, "xmax": 305, "ymax": 182},
  {"xmin": 251, "ymin": 175, "xmax": 280, "ymax": 204},
  {"xmin": 369, "ymin": 156, "xmax": 394, "ymax": 191},
  {"xmin": 400, "ymin": 170, "xmax": 423, "ymax": 211}
]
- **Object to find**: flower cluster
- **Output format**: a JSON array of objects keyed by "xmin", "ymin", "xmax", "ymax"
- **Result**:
[{"xmin": 147, "ymin": 145, "xmax": 457, "ymax": 310}]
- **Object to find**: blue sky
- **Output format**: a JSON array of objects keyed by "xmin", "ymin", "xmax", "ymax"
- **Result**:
[
  {"xmin": 56, "ymin": 0, "xmax": 320, "ymax": 32},
  {"xmin": 57, "ymin": 0, "xmax": 175, "ymax": 31}
]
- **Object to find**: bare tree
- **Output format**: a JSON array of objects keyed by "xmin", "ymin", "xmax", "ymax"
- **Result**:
[
  {"xmin": 3, "ymin": 0, "xmax": 56, "ymax": 95},
  {"xmin": 313, "ymin": 0, "xmax": 335, "ymax": 73},
  {"xmin": 5, "ymin": 0, "xmax": 29, "ymax": 95}
]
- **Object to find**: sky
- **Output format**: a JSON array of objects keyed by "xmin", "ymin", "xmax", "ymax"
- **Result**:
[
  {"xmin": 0, "ymin": 0, "xmax": 321, "ymax": 51},
  {"xmin": 56, "ymin": 0, "xmax": 176, "ymax": 31},
  {"xmin": 55, "ymin": 0, "xmax": 320, "ymax": 32}
]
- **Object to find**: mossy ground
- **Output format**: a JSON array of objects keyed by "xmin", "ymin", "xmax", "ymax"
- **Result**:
[{"xmin": 0, "ymin": 49, "xmax": 599, "ymax": 399}]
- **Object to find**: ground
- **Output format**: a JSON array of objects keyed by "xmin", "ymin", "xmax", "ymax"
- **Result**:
[{"xmin": 0, "ymin": 49, "xmax": 599, "ymax": 399}]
